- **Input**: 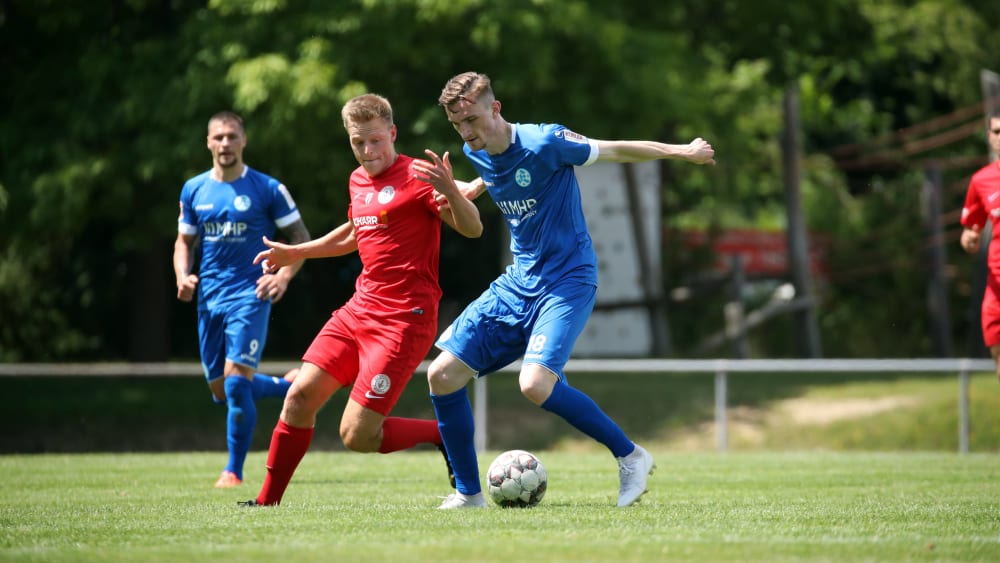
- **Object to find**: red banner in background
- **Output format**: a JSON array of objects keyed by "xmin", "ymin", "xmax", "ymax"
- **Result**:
[{"xmin": 675, "ymin": 229, "xmax": 829, "ymax": 278}]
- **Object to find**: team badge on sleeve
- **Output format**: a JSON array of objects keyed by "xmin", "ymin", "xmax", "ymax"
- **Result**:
[{"xmin": 556, "ymin": 129, "xmax": 588, "ymax": 144}]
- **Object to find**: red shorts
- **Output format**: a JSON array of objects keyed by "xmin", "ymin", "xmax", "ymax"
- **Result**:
[
  {"xmin": 982, "ymin": 276, "xmax": 1000, "ymax": 347},
  {"xmin": 302, "ymin": 303, "xmax": 437, "ymax": 416}
]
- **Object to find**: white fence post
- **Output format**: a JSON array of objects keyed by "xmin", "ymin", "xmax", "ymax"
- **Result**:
[
  {"xmin": 959, "ymin": 368, "xmax": 970, "ymax": 454},
  {"xmin": 715, "ymin": 369, "xmax": 728, "ymax": 452}
]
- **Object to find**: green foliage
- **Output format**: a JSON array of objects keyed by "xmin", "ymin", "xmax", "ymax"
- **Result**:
[{"xmin": 2, "ymin": 1, "xmax": 1000, "ymax": 359}]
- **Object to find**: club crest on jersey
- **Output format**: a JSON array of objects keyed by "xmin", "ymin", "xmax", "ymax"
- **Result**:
[
  {"xmin": 515, "ymin": 168, "xmax": 531, "ymax": 187},
  {"xmin": 378, "ymin": 186, "xmax": 396, "ymax": 204},
  {"xmin": 371, "ymin": 374, "xmax": 391, "ymax": 395},
  {"xmin": 233, "ymin": 195, "xmax": 251, "ymax": 212}
]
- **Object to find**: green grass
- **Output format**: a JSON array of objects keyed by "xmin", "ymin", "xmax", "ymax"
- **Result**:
[{"xmin": 2, "ymin": 450, "xmax": 999, "ymax": 562}]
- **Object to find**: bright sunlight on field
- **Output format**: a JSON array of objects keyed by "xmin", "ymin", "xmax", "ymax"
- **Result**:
[{"xmin": 3, "ymin": 450, "xmax": 999, "ymax": 562}]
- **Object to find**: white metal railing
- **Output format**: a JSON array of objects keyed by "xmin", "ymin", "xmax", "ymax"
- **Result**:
[{"xmin": 1, "ymin": 358, "xmax": 993, "ymax": 453}]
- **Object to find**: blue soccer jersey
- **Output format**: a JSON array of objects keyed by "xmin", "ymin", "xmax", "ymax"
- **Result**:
[
  {"xmin": 464, "ymin": 123, "xmax": 599, "ymax": 295},
  {"xmin": 177, "ymin": 165, "xmax": 302, "ymax": 310}
]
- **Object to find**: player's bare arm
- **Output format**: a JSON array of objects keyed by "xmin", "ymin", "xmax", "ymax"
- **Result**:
[
  {"xmin": 434, "ymin": 178, "xmax": 486, "ymax": 209},
  {"xmin": 254, "ymin": 220, "xmax": 358, "ymax": 275},
  {"xmin": 413, "ymin": 150, "xmax": 484, "ymax": 238},
  {"xmin": 172, "ymin": 233, "xmax": 200, "ymax": 302},
  {"xmin": 456, "ymin": 177, "xmax": 487, "ymax": 200},
  {"xmin": 595, "ymin": 138, "xmax": 716, "ymax": 165}
]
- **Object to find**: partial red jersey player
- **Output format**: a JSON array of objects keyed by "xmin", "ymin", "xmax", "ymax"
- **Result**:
[
  {"xmin": 240, "ymin": 94, "xmax": 482, "ymax": 507},
  {"xmin": 960, "ymin": 112, "xmax": 1000, "ymax": 379}
]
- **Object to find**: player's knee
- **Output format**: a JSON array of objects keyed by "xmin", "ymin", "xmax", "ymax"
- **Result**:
[
  {"xmin": 339, "ymin": 423, "xmax": 377, "ymax": 453},
  {"xmin": 427, "ymin": 358, "xmax": 444, "ymax": 384},
  {"xmin": 224, "ymin": 375, "xmax": 253, "ymax": 406},
  {"xmin": 519, "ymin": 369, "xmax": 556, "ymax": 405},
  {"xmin": 280, "ymin": 384, "xmax": 313, "ymax": 418},
  {"xmin": 427, "ymin": 359, "xmax": 453, "ymax": 392},
  {"xmin": 428, "ymin": 355, "xmax": 472, "ymax": 395},
  {"xmin": 519, "ymin": 380, "xmax": 549, "ymax": 405}
]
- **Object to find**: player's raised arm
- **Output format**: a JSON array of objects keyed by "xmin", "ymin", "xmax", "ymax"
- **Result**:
[{"xmin": 595, "ymin": 137, "xmax": 715, "ymax": 165}]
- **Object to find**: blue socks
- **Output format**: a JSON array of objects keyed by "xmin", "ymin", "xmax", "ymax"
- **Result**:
[
  {"xmin": 215, "ymin": 373, "xmax": 289, "ymax": 479},
  {"xmin": 223, "ymin": 376, "xmax": 257, "ymax": 479},
  {"xmin": 431, "ymin": 388, "xmax": 481, "ymax": 495},
  {"xmin": 251, "ymin": 373, "xmax": 292, "ymax": 399},
  {"xmin": 541, "ymin": 379, "xmax": 634, "ymax": 458}
]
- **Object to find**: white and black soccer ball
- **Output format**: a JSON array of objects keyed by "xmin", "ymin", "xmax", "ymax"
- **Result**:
[{"xmin": 486, "ymin": 449, "xmax": 548, "ymax": 508}]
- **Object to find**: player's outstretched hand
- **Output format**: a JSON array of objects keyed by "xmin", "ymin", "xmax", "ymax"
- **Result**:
[
  {"xmin": 253, "ymin": 236, "xmax": 294, "ymax": 274},
  {"xmin": 688, "ymin": 137, "xmax": 716, "ymax": 165}
]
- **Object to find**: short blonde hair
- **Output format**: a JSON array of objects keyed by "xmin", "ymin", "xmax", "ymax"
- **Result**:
[{"xmin": 341, "ymin": 94, "xmax": 393, "ymax": 128}]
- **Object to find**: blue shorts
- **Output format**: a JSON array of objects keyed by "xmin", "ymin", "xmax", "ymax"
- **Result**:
[
  {"xmin": 197, "ymin": 297, "xmax": 272, "ymax": 382},
  {"xmin": 435, "ymin": 277, "xmax": 596, "ymax": 379}
]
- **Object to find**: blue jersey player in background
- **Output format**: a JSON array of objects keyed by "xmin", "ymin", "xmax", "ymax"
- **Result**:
[
  {"xmin": 423, "ymin": 72, "xmax": 715, "ymax": 509},
  {"xmin": 174, "ymin": 111, "xmax": 312, "ymax": 488}
]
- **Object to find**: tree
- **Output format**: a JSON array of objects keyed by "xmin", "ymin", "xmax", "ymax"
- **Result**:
[{"xmin": 2, "ymin": 0, "xmax": 999, "ymax": 360}]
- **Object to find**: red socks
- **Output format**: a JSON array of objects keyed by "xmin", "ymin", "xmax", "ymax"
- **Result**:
[
  {"xmin": 255, "ymin": 417, "xmax": 440, "ymax": 504},
  {"xmin": 256, "ymin": 419, "xmax": 314, "ymax": 506},
  {"xmin": 377, "ymin": 417, "xmax": 442, "ymax": 453}
]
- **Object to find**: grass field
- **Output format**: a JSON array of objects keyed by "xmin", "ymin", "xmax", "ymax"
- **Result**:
[
  {"xmin": 4, "ymin": 370, "xmax": 1000, "ymax": 560},
  {"xmin": 3, "ymin": 450, "xmax": 999, "ymax": 562}
]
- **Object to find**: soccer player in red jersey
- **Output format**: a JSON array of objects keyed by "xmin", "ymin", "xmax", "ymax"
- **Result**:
[
  {"xmin": 960, "ymin": 112, "xmax": 1000, "ymax": 379},
  {"xmin": 241, "ymin": 94, "xmax": 482, "ymax": 506}
]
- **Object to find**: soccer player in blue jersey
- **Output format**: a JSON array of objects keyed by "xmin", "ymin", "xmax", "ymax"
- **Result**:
[
  {"xmin": 174, "ymin": 111, "xmax": 312, "ymax": 488},
  {"xmin": 422, "ymin": 72, "xmax": 715, "ymax": 509}
]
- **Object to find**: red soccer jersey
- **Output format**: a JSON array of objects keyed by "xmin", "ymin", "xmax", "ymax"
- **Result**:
[
  {"xmin": 346, "ymin": 154, "xmax": 443, "ymax": 316},
  {"xmin": 961, "ymin": 161, "xmax": 1000, "ymax": 274}
]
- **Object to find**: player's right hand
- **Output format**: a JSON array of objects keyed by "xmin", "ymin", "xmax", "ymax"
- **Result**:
[
  {"xmin": 253, "ymin": 236, "xmax": 292, "ymax": 273},
  {"xmin": 176, "ymin": 274, "xmax": 199, "ymax": 302},
  {"xmin": 960, "ymin": 225, "xmax": 982, "ymax": 254}
]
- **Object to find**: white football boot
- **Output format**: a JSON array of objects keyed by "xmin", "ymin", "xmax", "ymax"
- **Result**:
[
  {"xmin": 616, "ymin": 443, "xmax": 655, "ymax": 507},
  {"xmin": 437, "ymin": 491, "xmax": 487, "ymax": 509}
]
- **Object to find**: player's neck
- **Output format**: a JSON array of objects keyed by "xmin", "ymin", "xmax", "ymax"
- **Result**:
[
  {"xmin": 212, "ymin": 163, "xmax": 244, "ymax": 183},
  {"xmin": 486, "ymin": 121, "xmax": 513, "ymax": 155}
]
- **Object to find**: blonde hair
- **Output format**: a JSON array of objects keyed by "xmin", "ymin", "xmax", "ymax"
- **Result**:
[{"xmin": 341, "ymin": 94, "xmax": 393, "ymax": 128}]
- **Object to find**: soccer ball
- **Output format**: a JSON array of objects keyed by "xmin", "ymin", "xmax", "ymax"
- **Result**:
[{"xmin": 486, "ymin": 449, "xmax": 548, "ymax": 508}]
